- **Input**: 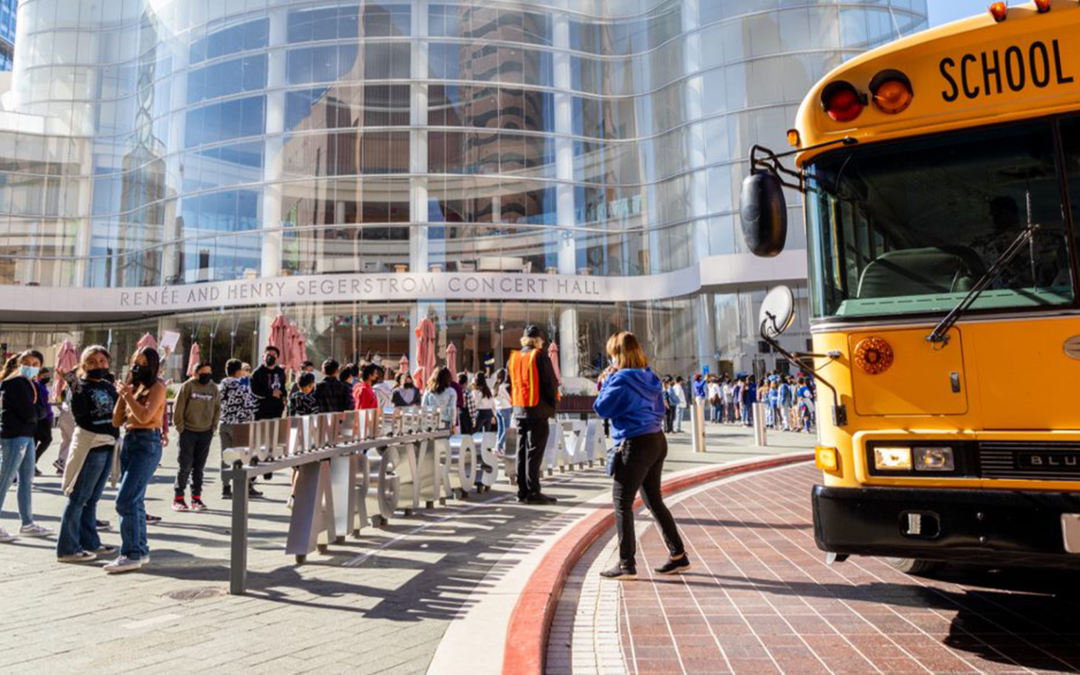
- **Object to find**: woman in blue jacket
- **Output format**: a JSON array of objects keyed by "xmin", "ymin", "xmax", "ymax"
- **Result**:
[{"xmin": 594, "ymin": 331, "xmax": 689, "ymax": 580}]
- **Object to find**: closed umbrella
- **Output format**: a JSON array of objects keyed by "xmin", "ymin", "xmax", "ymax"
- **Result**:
[
  {"xmin": 186, "ymin": 342, "xmax": 202, "ymax": 378},
  {"xmin": 290, "ymin": 328, "xmax": 308, "ymax": 374},
  {"xmin": 269, "ymin": 314, "xmax": 290, "ymax": 356},
  {"xmin": 414, "ymin": 318, "xmax": 437, "ymax": 385},
  {"xmin": 284, "ymin": 322, "xmax": 300, "ymax": 373},
  {"xmin": 446, "ymin": 342, "xmax": 458, "ymax": 379},
  {"xmin": 548, "ymin": 341, "xmax": 562, "ymax": 385},
  {"xmin": 56, "ymin": 340, "xmax": 78, "ymax": 374},
  {"xmin": 136, "ymin": 333, "xmax": 157, "ymax": 350}
]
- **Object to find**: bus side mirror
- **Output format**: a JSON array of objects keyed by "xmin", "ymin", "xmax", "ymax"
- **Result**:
[{"xmin": 740, "ymin": 172, "xmax": 788, "ymax": 258}]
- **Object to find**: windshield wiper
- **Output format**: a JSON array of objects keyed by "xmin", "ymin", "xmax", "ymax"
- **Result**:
[{"xmin": 926, "ymin": 224, "xmax": 1041, "ymax": 345}]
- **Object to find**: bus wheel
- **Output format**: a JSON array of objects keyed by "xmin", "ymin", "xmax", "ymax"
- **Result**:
[{"xmin": 884, "ymin": 557, "xmax": 943, "ymax": 575}]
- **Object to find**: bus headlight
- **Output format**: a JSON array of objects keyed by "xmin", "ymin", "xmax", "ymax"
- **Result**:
[
  {"xmin": 873, "ymin": 447, "xmax": 912, "ymax": 471},
  {"xmin": 913, "ymin": 446, "xmax": 955, "ymax": 472}
]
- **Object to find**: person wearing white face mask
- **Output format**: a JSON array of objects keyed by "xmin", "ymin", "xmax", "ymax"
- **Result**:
[{"xmin": 0, "ymin": 350, "xmax": 53, "ymax": 542}]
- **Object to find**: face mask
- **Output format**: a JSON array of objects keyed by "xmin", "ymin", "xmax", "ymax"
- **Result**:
[
  {"xmin": 198, "ymin": 373, "xmax": 212, "ymax": 385},
  {"xmin": 20, "ymin": 366, "xmax": 40, "ymax": 379},
  {"xmin": 131, "ymin": 364, "xmax": 150, "ymax": 383},
  {"xmin": 86, "ymin": 368, "xmax": 109, "ymax": 381},
  {"xmin": 265, "ymin": 355, "xmax": 277, "ymax": 367}
]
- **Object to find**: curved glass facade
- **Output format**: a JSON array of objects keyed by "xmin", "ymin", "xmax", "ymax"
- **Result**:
[{"xmin": 0, "ymin": 0, "xmax": 926, "ymax": 379}]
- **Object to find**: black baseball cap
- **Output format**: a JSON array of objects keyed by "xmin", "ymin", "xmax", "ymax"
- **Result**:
[{"xmin": 523, "ymin": 325, "xmax": 544, "ymax": 339}]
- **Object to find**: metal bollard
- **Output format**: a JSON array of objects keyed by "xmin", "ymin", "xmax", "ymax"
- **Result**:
[
  {"xmin": 691, "ymin": 400, "xmax": 707, "ymax": 454},
  {"xmin": 753, "ymin": 402, "xmax": 767, "ymax": 447}
]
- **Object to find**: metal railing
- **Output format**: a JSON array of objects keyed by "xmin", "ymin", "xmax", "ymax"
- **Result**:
[{"xmin": 220, "ymin": 409, "xmax": 610, "ymax": 594}]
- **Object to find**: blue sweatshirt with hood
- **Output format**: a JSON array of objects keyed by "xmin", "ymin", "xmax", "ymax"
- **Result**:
[{"xmin": 593, "ymin": 368, "xmax": 665, "ymax": 444}]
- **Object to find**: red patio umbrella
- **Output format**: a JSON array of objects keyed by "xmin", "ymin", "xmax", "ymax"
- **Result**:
[
  {"xmin": 268, "ymin": 314, "xmax": 290, "ymax": 356},
  {"xmin": 414, "ymin": 318, "xmax": 437, "ymax": 386},
  {"xmin": 548, "ymin": 341, "xmax": 562, "ymax": 385},
  {"xmin": 283, "ymin": 322, "xmax": 299, "ymax": 372},
  {"xmin": 288, "ymin": 326, "xmax": 308, "ymax": 374},
  {"xmin": 56, "ymin": 340, "xmax": 77, "ymax": 375},
  {"xmin": 186, "ymin": 342, "xmax": 202, "ymax": 378},
  {"xmin": 136, "ymin": 333, "xmax": 157, "ymax": 350},
  {"xmin": 445, "ymin": 342, "xmax": 458, "ymax": 379}
]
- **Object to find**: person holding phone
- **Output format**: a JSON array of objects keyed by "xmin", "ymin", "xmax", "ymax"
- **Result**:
[
  {"xmin": 107, "ymin": 347, "xmax": 166, "ymax": 573},
  {"xmin": 594, "ymin": 331, "xmax": 689, "ymax": 580}
]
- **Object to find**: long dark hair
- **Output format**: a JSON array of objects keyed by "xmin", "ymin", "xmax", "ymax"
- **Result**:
[
  {"xmin": 471, "ymin": 372, "xmax": 492, "ymax": 399},
  {"xmin": 494, "ymin": 368, "xmax": 507, "ymax": 390},
  {"xmin": 127, "ymin": 347, "xmax": 161, "ymax": 389}
]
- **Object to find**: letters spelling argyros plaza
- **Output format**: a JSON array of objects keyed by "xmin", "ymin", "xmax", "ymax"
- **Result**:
[{"xmin": 0, "ymin": 0, "xmax": 926, "ymax": 379}]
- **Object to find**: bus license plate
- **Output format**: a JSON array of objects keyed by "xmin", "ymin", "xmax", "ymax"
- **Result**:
[{"xmin": 1061, "ymin": 515, "xmax": 1080, "ymax": 553}]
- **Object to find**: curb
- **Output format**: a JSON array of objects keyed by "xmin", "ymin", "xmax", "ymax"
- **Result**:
[{"xmin": 501, "ymin": 451, "xmax": 815, "ymax": 675}]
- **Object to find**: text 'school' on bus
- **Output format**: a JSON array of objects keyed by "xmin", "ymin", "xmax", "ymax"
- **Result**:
[{"xmin": 740, "ymin": 0, "xmax": 1080, "ymax": 576}]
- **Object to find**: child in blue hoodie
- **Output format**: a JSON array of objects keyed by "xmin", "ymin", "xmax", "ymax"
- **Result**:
[{"xmin": 594, "ymin": 331, "xmax": 689, "ymax": 580}]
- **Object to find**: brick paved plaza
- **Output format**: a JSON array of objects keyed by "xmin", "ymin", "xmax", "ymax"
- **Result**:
[
  {"xmin": 552, "ymin": 463, "xmax": 1080, "ymax": 675},
  {"xmin": 7, "ymin": 428, "xmax": 1080, "ymax": 675}
]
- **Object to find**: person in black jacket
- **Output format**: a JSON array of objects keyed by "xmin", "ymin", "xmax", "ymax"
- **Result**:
[
  {"xmin": 340, "ymin": 363, "xmax": 357, "ymax": 410},
  {"xmin": 0, "ymin": 350, "xmax": 52, "ymax": 542},
  {"xmin": 250, "ymin": 346, "xmax": 286, "ymax": 421},
  {"xmin": 510, "ymin": 325, "xmax": 560, "ymax": 505},
  {"xmin": 57, "ymin": 345, "xmax": 119, "ymax": 562},
  {"xmin": 314, "ymin": 359, "xmax": 350, "ymax": 413}
]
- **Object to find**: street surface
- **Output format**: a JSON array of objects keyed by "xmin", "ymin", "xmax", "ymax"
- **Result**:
[
  {"xmin": 553, "ymin": 463, "xmax": 1080, "ymax": 675},
  {"xmin": 0, "ymin": 425, "xmax": 809, "ymax": 674}
]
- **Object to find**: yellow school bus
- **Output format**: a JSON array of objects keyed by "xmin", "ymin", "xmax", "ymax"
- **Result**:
[{"xmin": 742, "ymin": 0, "xmax": 1080, "ymax": 573}]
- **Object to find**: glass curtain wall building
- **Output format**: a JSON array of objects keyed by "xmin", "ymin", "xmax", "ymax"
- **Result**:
[
  {"xmin": 0, "ymin": 0, "xmax": 15, "ymax": 71},
  {"xmin": 0, "ymin": 0, "xmax": 926, "ymax": 382}
]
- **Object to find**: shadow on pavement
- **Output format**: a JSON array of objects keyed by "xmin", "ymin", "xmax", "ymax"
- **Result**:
[
  {"xmin": 136, "ymin": 501, "xmax": 588, "ymax": 624},
  {"xmin": 682, "ymin": 568, "xmax": 1080, "ymax": 672}
]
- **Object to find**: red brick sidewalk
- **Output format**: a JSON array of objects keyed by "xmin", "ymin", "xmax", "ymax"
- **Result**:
[{"xmin": 568, "ymin": 463, "xmax": 1080, "ymax": 675}]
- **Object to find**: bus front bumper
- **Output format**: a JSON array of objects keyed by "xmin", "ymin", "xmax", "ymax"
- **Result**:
[{"xmin": 812, "ymin": 484, "xmax": 1080, "ymax": 568}]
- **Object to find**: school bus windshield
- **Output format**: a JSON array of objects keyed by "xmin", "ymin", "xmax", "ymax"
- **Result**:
[{"xmin": 805, "ymin": 117, "xmax": 1080, "ymax": 320}]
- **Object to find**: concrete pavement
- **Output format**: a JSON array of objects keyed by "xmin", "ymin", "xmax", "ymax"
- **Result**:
[{"xmin": 0, "ymin": 422, "xmax": 813, "ymax": 675}]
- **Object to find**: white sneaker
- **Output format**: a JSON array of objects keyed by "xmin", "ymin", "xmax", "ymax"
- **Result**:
[
  {"xmin": 19, "ymin": 523, "xmax": 52, "ymax": 538},
  {"xmin": 103, "ymin": 555, "xmax": 145, "ymax": 574},
  {"xmin": 57, "ymin": 551, "xmax": 96, "ymax": 563},
  {"xmin": 0, "ymin": 528, "xmax": 15, "ymax": 543}
]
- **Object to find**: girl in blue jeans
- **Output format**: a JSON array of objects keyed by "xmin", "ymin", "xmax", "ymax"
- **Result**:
[
  {"xmin": 56, "ymin": 346, "xmax": 120, "ymax": 563},
  {"xmin": 107, "ymin": 347, "xmax": 166, "ymax": 574},
  {"xmin": 0, "ymin": 350, "xmax": 52, "ymax": 543}
]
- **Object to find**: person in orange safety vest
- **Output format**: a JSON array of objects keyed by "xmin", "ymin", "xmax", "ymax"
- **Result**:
[{"xmin": 508, "ymin": 325, "xmax": 560, "ymax": 504}]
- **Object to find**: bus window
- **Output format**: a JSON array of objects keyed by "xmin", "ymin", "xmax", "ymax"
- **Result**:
[
  {"xmin": 805, "ymin": 121, "xmax": 1074, "ymax": 319},
  {"xmin": 1056, "ymin": 116, "xmax": 1080, "ymax": 260}
]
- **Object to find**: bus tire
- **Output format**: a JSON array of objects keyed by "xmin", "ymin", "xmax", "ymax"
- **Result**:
[{"xmin": 884, "ymin": 557, "xmax": 943, "ymax": 575}]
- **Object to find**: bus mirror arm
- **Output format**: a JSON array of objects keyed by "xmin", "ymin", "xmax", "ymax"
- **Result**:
[
  {"xmin": 926, "ymin": 224, "xmax": 1041, "ymax": 346},
  {"xmin": 759, "ymin": 317, "xmax": 848, "ymax": 427},
  {"xmin": 749, "ymin": 137, "xmax": 858, "ymax": 193}
]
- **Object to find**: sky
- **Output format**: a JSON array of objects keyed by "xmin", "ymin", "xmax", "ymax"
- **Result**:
[{"xmin": 928, "ymin": 0, "xmax": 997, "ymax": 26}]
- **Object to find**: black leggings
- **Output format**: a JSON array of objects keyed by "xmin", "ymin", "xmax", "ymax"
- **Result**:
[{"xmin": 612, "ymin": 431, "xmax": 685, "ymax": 568}]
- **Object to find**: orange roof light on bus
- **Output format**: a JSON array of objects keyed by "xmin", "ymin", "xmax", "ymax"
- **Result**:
[
  {"xmin": 821, "ymin": 81, "xmax": 866, "ymax": 123},
  {"xmin": 989, "ymin": 2, "xmax": 1008, "ymax": 22},
  {"xmin": 870, "ymin": 70, "xmax": 914, "ymax": 115}
]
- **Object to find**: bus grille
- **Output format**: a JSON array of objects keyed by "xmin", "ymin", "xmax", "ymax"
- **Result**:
[{"xmin": 978, "ymin": 441, "xmax": 1080, "ymax": 480}]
